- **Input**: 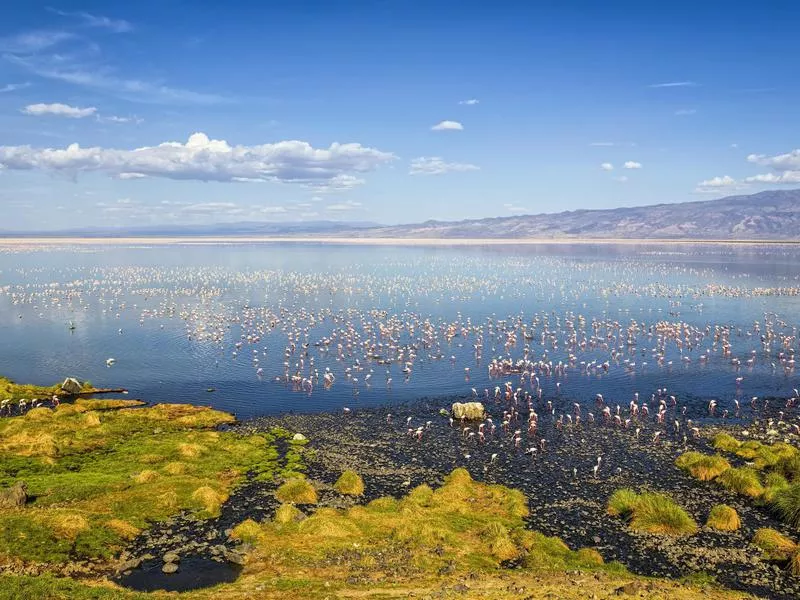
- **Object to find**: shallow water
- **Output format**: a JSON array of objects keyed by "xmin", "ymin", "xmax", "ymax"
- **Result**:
[
  {"xmin": 115, "ymin": 556, "xmax": 241, "ymax": 592},
  {"xmin": 0, "ymin": 241, "xmax": 798, "ymax": 419}
]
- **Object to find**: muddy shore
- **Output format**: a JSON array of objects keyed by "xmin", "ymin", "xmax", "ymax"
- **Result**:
[{"xmin": 109, "ymin": 395, "xmax": 800, "ymax": 599}]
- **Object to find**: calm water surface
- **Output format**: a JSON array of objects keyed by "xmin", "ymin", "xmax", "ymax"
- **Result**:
[{"xmin": 0, "ymin": 242, "xmax": 798, "ymax": 419}]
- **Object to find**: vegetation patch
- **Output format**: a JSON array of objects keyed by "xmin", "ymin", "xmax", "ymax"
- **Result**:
[
  {"xmin": 276, "ymin": 478, "xmax": 318, "ymax": 504},
  {"xmin": 705, "ymin": 505, "xmax": 741, "ymax": 531},
  {"xmin": 607, "ymin": 489, "xmax": 697, "ymax": 536},
  {"xmin": 237, "ymin": 468, "xmax": 609, "ymax": 589},
  {"xmin": 716, "ymin": 467, "xmax": 764, "ymax": 499},
  {"xmin": 770, "ymin": 482, "xmax": 800, "ymax": 528},
  {"xmin": 0, "ymin": 391, "xmax": 300, "ymax": 565},
  {"xmin": 752, "ymin": 528, "xmax": 797, "ymax": 561},
  {"xmin": 333, "ymin": 469, "xmax": 365, "ymax": 496},
  {"xmin": 675, "ymin": 452, "xmax": 731, "ymax": 481}
]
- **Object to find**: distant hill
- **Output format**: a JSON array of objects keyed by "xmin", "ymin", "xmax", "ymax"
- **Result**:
[
  {"xmin": 4, "ymin": 189, "xmax": 800, "ymax": 240},
  {"xmin": 351, "ymin": 189, "xmax": 800, "ymax": 240}
]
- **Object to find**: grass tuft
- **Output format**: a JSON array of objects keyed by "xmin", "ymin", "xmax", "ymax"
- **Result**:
[
  {"xmin": 607, "ymin": 489, "xmax": 697, "ymax": 536},
  {"xmin": 752, "ymin": 528, "xmax": 797, "ymax": 561},
  {"xmin": 191, "ymin": 486, "xmax": 227, "ymax": 517},
  {"xmin": 716, "ymin": 467, "xmax": 764, "ymax": 498},
  {"xmin": 276, "ymin": 478, "xmax": 318, "ymax": 504},
  {"xmin": 132, "ymin": 470, "xmax": 159, "ymax": 484},
  {"xmin": 712, "ymin": 433, "xmax": 742, "ymax": 453},
  {"xmin": 770, "ymin": 483, "xmax": 800, "ymax": 528},
  {"xmin": 333, "ymin": 470, "xmax": 364, "ymax": 496},
  {"xmin": 675, "ymin": 452, "xmax": 730, "ymax": 481},
  {"xmin": 705, "ymin": 505, "xmax": 741, "ymax": 531},
  {"xmin": 607, "ymin": 488, "xmax": 639, "ymax": 517},
  {"xmin": 231, "ymin": 519, "xmax": 263, "ymax": 545},
  {"xmin": 274, "ymin": 503, "xmax": 305, "ymax": 525}
]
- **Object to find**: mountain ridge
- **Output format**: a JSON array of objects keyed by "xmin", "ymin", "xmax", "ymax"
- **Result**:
[{"xmin": 3, "ymin": 189, "xmax": 799, "ymax": 240}]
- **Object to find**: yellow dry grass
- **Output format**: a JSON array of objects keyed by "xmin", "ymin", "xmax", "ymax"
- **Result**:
[
  {"xmin": 105, "ymin": 519, "xmax": 141, "ymax": 539},
  {"xmin": 132, "ymin": 470, "xmax": 159, "ymax": 484},
  {"xmin": 50, "ymin": 513, "xmax": 90, "ymax": 540}
]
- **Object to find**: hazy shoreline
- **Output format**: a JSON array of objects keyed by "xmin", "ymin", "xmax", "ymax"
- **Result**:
[{"xmin": 1, "ymin": 236, "xmax": 799, "ymax": 247}]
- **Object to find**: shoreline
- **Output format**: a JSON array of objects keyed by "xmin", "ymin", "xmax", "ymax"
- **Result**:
[{"xmin": 1, "ymin": 235, "xmax": 800, "ymax": 247}]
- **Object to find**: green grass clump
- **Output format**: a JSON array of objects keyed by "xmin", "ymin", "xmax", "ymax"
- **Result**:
[
  {"xmin": 244, "ymin": 469, "xmax": 615, "ymax": 584},
  {"xmin": 607, "ymin": 490, "xmax": 697, "ymax": 536},
  {"xmin": 276, "ymin": 478, "xmax": 318, "ymax": 504},
  {"xmin": 607, "ymin": 488, "xmax": 639, "ymax": 518},
  {"xmin": 712, "ymin": 433, "xmax": 741, "ymax": 453},
  {"xmin": 333, "ymin": 470, "xmax": 365, "ymax": 496},
  {"xmin": 770, "ymin": 483, "xmax": 800, "ymax": 528},
  {"xmin": 231, "ymin": 519, "xmax": 263, "ymax": 545},
  {"xmin": 775, "ymin": 454, "xmax": 800, "ymax": 482},
  {"xmin": 716, "ymin": 467, "xmax": 764, "ymax": 498},
  {"xmin": 705, "ymin": 505, "xmax": 741, "ymax": 531},
  {"xmin": 0, "ymin": 387, "xmax": 297, "ymax": 565},
  {"xmin": 675, "ymin": 452, "xmax": 731, "ymax": 481},
  {"xmin": 752, "ymin": 528, "xmax": 797, "ymax": 561}
]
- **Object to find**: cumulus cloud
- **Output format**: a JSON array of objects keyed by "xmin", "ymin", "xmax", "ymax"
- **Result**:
[
  {"xmin": 623, "ymin": 161, "xmax": 642, "ymax": 169},
  {"xmin": 745, "ymin": 149, "xmax": 800, "ymax": 184},
  {"xmin": 459, "ymin": 99, "xmax": 479, "ymax": 105},
  {"xmin": 0, "ymin": 132, "xmax": 395, "ymax": 189},
  {"xmin": 409, "ymin": 156, "xmax": 479, "ymax": 175},
  {"xmin": 745, "ymin": 172, "xmax": 800, "ymax": 184},
  {"xmin": 431, "ymin": 120, "xmax": 463, "ymax": 131},
  {"xmin": 600, "ymin": 162, "xmax": 614, "ymax": 171},
  {"xmin": 694, "ymin": 175, "xmax": 743, "ymax": 193},
  {"xmin": 697, "ymin": 175, "xmax": 737, "ymax": 187},
  {"xmin": 101, "ymin": 115, "xmax": 143, "ymax": 124},
  {"xmin": 22, "ymin": 102, "xmax": 97, "ymax": 118}
]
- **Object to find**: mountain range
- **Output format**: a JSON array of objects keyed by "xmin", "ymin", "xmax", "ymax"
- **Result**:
[{"xmin": 4, "ymin": 189, "xmax": 800, "ymax": 240}]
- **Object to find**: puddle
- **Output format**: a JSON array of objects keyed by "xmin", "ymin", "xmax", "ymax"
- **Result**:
[{"xmin": 115, "ymin": 556, "xmax": 242, "ymax": 592}]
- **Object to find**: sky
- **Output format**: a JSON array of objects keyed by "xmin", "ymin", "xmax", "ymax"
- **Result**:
[{"xmin": 0, "ymin": 0, "xmax": 799, "ymax": 230}]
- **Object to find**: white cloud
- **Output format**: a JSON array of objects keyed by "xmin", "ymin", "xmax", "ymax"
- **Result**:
[
  {"xmin": 589, "ymin": 142, "xmax": 615, "ymax": 147},
  {"xmin": 697, "ymin": 175, "xmax": 737, "ymax": 188},
  {"xmin": 431, "ymin": 120, "xmax": 463, "ymax": 131},
  {"xmin": 326, "ymin": 200, "xmax": 363, "ymax": 212},
  {"xmin": 101, "ymin": 115, "xmax": 143, "ymax": 124},
  {"xmin": 261, "ymin": 206, "xmax": 287, "ymax": 214},
  {"xmin": 0, "ymin": 132, "xmax": 395, "ymax": 188},
  {"xmin": 5, "ymin": 53, "xmax": 228, "ymax": 106},
  {"xmin": 648, "ymin": 81, "xmax": 698, "ymax": 88},
  {"xmin": 459, "ymin": 99, "xmax": 479, "ymax": 105},
  {"xmin": 745, "ymin": 172, "xmax": 800, "ymax": 184},
  {"xmin": 674, "ymin": 108, "xmax": 697, "ymax": 116},
  {"xmin": 409, "ymin": 156, "xmax": 479, "ymax": 175},
  {"xmin": 49, "ymin": 9, "xmax": 133, "ymax": 33},
  {"xmin": 623, "ymin": 161, "xmax": 642, "ymax": 169},
  {"xmin": 0, "ymin": 82, "xmax": 30, "ymax": 93},
  {"xmin": 745, "ymin": 149, "xmax": 800, "ymax": 184},
  {"xmin": 503, "ymin": 203, "xmax": 529, "ymax": 214},
  {"xmin": 300, "ymin": 211, "xmax": 319, "ymax": 218},
  {"xmin": 22, "ymin": 103, "xmax": 97, "ymax": 118},
  {"xmin": 0, "ymin": 31, "xmax": 74, "ymax": 54},
  {"xmin": 600, "ymin": 162, "xmax": 614, "ymax": 171}
]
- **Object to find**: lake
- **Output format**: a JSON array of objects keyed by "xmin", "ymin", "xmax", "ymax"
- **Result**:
[{"xmin": 1, "ymin": 241, "xmax": 798, "ymax": 419}]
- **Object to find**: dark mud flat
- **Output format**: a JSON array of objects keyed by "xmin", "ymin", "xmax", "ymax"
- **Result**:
[{"xmin": 235, "ymin": 395, "xmax": 800, "ymax": 600}]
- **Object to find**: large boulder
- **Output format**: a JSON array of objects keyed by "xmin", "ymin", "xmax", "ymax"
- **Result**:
[
  {"xmin": 451, "ymin": 402, "xmax": 485, "ymax": 421},
  {"xmin": 0, "ymin": 481, "xmax": 27, "ymax": 509},
  {"xmin": 60, "ymin": 378, "xmax": 82, "ymax": 395}
]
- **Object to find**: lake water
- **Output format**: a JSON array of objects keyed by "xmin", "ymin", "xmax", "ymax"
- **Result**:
[{"xmin": 1, "ymin": 241, "xmax": 798, "ymax": 419}]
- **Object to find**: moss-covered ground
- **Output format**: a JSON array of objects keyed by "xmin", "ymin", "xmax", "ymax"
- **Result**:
[{"xmin": 0, "ymin": 399, "xmax": 298, "ymax": 565}]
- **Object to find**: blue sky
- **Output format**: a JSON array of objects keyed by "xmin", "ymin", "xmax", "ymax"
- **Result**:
[{"xmin": 0, "ymin": 0, "xmax": 798, "ymax": 230}]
